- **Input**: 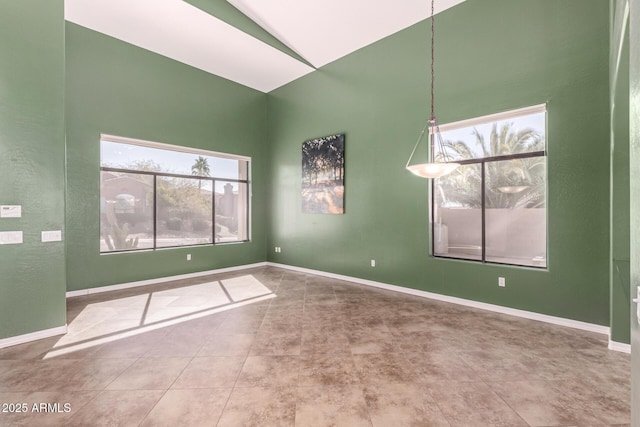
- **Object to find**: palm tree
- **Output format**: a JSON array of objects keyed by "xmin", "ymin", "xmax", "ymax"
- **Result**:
[
  {"xmin": 436, "ymin": 122, "xmax": 545, "ymax": 209},
  {"xmin": 191, "ymin": 156, "xmax": 211, "ymax": 190}
]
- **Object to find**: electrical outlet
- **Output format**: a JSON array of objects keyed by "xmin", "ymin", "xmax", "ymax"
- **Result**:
[
  {"xmin": 275, "ymin": 247, "xmax": 282, "ymax": 253},
  {"xmin": 498, "ymin": 277, "xmax": 505, "ymax": 287},
  {"xmin": 187, "ymin": 254, "xmax": 191, "ymax": 261},
  {"xmin": 370, "ymin": 259, "xmax": 376, "ymax": 267},
  {"xmin": 41, "ymin": 230, "xmax": 62, "ymax": 242}
]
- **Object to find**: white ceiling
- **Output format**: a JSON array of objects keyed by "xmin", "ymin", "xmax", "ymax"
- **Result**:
[{"xmin": 65, "ymin": 0, "xmax": 466, "ymax": 93}]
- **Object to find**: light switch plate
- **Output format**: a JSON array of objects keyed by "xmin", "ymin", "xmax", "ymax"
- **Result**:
[
  {"xmin": 41, "ymin": 230, "xmax": 62, "ymax": 242},
  {"xmin": 0, "ymin": 231, "xmax": 23, "ymax": 244}
]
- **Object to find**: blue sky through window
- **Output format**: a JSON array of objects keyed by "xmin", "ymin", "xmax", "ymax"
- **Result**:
[
  {"xmin": 437, "ymin": 111, "xmax": 545, "ymax": 159},
  {"xmin": 100, "ymin": 140, "xmax": 247, "ymax": 192}
]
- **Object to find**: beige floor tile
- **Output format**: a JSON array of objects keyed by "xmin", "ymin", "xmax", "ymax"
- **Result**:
[
  {"xmin": 218, "ymin": 386, "xmax": 296, "ymax": 427},
  {"xmin": 295, "ymin": 385, "xmax": 371, "ymax": 427},
  {"xmin": 346, "ymin": 329, "xmax": 398, "ymax": 354},
  {"xmin": 363, "ymin": 382, "xmax": 451, "ymax": 427},
  {"xmin": 276, "ymin": 281, "xmax": 306, "ymax": 293},
  {"xmin": 458, "ymin": 350, "xmax": 539, "ymax": 382},
  {"xmin": 0, "ymin": 360, "xmax": 21, "ymax": 376},
  {"xmin": 267, "ymin": 297, "xmax": 305, "ymax": 312},
  {"xmin": 198, "ymin": 333, "xmax": 254, "ymax": 356},
  {"xmin": 168, "ymin": 313, "xmax": 227, "ymax": 337},
  {"xmin": 53, "ymin": 358, "xmax": 138, "ymax": 391},
  {"xmin": 352, "ymin": 353, "xmax": 418, "ymax": 385},
  {"xmin": 304, "ymin": 293, "xmax": 338, "ymax": 306},
  {"xmin": 405, "ymin": 351, "xmax": 479, "ymax": 385},
  {"xmin": 140, "ymin": 388, "xmax": 231, "ymax": 427},
  {"xmin": 66, "ymin": 389, "xmax": 164, "ymax": 427},
  {"xmin": 259, "ymin": 317, "xmax": 304, "ymax": 335},
  {"xmin": 489, "ymin": 380, "xmax": 604, "ymax": 426},
  {"xmin": 345, "ymin": 316, "xmax": 390, "ymax": 333},
  {"xmin": 0, "ymin": 359, "xmax": 80, "ymax": 392},
  {"xmin": 300, "ymin": 329, "xmax": 351, "ymax": 355},
  {"xmin": 429, "ymin": 380, "xmax": 528, "ymax": 427},
  {"xmin": 384, "ymin": 314, "xmax": 435, "ymax": 334},
  {"xmin": 2, "ymin": 267, "xmax": 630, "ymax": 425},
  {"xmin": 236, "ymin": 355, "xmax": 299, "ymax": 388},
  {"xmin": 299, "ymin": 353, "xmax": 360, "ymax": 387},
  {"xmin": 106, "ymin": 357, "xmax": 190, "ymax": 390},
  {"xmin": 547, "ymin": 377, "xmax": 631, "ymax": 425},
  {"xmin": 335, "ymin": 294, "xmax": 370, "ymax": 305},
  {"xmin": 90, "ymin": 329, "xmax": 171, "ymax": 358},
  {"xmin": 302, "ymin": 315, "xmax": 345, "ymax": 334},
  {"xmin": 142, "ymin": 330, "xmax": 207, "ymax": 357},
  {"xmin": 172, "ymin": 356, "xmax": 244, "ymax": 388},
  {"xmin": 249, "ymin": 332, "xmax": 301, "ymax": 356},
  {"xmin": 217, "ymin": 316, "xmax": 264, "ymax": 334}
]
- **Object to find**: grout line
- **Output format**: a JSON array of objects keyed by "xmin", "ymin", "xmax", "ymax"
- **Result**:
[{"xmin": 481, "ymin": 376, "xmax": 532, "ymax": 427}]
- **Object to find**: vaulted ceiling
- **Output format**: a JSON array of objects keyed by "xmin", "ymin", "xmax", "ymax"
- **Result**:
[{"xmin": 65, "ymin": 0, "xmax": 466, "ymax": 93}]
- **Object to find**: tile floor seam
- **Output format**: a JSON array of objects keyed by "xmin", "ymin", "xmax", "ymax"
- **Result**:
[
  {"xmin": 290, "ymin": 355, "xmax": 304, "ymax": 427},
  {"xmin": 424, "ymin": 387, "xmax": 454, "ymax": 427},
  {"xmin": 479, "ymin": 375, "xmax": 533, "ymax": 427},
  {"xmin": 215, "ymin": 316, "xmax": 270, "ymax": 426},
  {"xmin": 136, "ymin": 387, "xmax": 171, "ymax": 427},
  {"xmin": 390, "ymin": 328, "xmax": 452, "ymax": 427},
  {"xmin": 102, "ymin": 353, "xmax": 145, "ymax": 392},
  {"xmin": 131, "ymin": 331, "xmax": 200, "ymax": 425},
  {"xmin": 52, "ymin": 388, "xmax": 98, "ymax": 424},
  {"xmin": 213, "ymin": 366, "xmax": 244, "ymax": 425}
]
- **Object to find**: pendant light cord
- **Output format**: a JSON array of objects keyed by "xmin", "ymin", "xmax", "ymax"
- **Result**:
[
  {"xmin": 406, "ymin": 0, "xmax": 459, "ymax": 171},
  {"xmin": 430, "ymin": 0, "xmax": 436, "ymax": 122},
  {"xmin": 429, "ymin": 0, "xmax": 453, "ymax": 164},
  {"xmin": 406, "ymin": 0, "xmax": 439, "ymax": 169}
]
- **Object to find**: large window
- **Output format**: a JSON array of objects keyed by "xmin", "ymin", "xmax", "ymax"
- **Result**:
[
  {"xmin": 100, "ymin": 135, "xmax": 250, "ymax": 253},
  {"xmin": 432, "ymin": 105, "xmax": 547, "ymax": 268}
]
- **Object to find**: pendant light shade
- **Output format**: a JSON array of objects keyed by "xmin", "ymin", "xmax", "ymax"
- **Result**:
[
  {"xmin": 407, "ymin": 162, "xmax": 460, "ymax": 179},
  {"xmin": 406, "ymin": 0, "xmax": 460, "ymax": 179}
]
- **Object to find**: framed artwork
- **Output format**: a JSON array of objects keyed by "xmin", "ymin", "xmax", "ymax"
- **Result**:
[{"xmin": 301, "ymin": 133, "xmax": 345, "ymax": 214}]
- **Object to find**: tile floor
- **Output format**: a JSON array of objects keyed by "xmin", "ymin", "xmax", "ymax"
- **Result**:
[{"xmin": 0, "ymin": 266, "xmax": 631, "ymax": 426}]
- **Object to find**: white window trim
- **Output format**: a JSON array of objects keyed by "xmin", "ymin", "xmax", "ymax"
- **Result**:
[
  {"xmin": 434, "ymin": 103, "xmax": 547, "ymax": 134},
  {"xmin": 101, "ymin": 134, "xmax": 251, "ymax": 162}
]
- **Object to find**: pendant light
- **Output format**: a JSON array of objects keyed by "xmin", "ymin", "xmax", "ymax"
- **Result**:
[{"xmin": 405, "ymin": 0, "xmax": 460, "ymax": 179}]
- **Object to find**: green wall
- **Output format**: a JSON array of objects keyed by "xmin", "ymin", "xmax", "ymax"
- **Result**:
[
  {"xmin": 629, "ymin": 0, "xmax": 640, "ymax": 420},
  {"xmin": 65, "ymin": 23, "xmax": 268, "ymax": 291},
  {"xmin": 0, "ymin": 1, "xmax": 66, "ymax": 339},
  {"xmin": 610, "ymin": 0, "xmax": 631, "ymax": 344},
  {"xmin": 0, "ymin": 0, "xmax": 623, "ymax": 344},
  {"xmin": 266, "ymin": 0, "xmax": 611, "ymax": 325}
]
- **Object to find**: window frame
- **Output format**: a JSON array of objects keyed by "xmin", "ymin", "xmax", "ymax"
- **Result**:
[
  {"xmin": 99, "ymin": 135, "xmax": 251, "ymax": 254},
  {"xmin": 430, "ymin": 104, "xmax": 548, "ymax": 268}
]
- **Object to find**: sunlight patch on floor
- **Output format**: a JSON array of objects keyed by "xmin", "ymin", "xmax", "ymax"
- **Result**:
[{"xmin": 45, "ymin": 275, "xmax": 274, "ymax": 359}]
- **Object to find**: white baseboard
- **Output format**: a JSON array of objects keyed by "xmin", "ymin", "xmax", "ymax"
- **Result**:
[
  {"xmin": 0, "ymin": 325, "xmax": 67, "ymax": 350},
  {"xmin": 267, "ymin": 262, "xmax": 611, "ymax": 336},
  {"xmin": 608, "ymin": 340, "xmax": 631, "ymax": 353},
  {"xmin": 66, "ymin": 262, "xmax": 267, "ymax": 298}
]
